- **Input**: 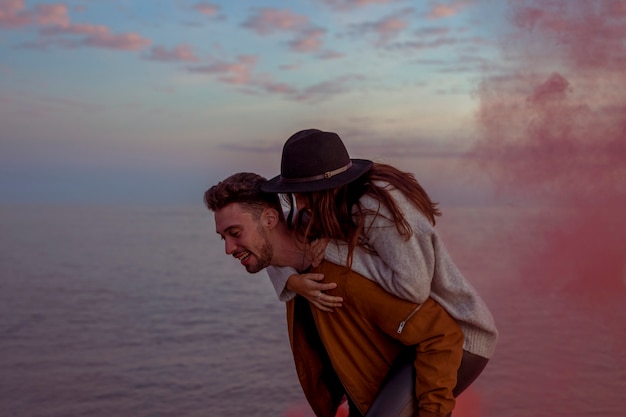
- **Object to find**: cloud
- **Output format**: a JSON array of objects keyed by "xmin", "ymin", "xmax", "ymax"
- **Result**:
[
  {"xmin": 241, "ymin": 8, "xmax": 330, "ymax": 54},
  {"xmin": 241, "ymin": 8, "xmax": 309, "ymax": 35},
  {"xmin": 144, "ymin": 44, "xmax": 201, "ymax": 62},
  {"xmin": 292, "ymin": 74, "xmax": 366, "ymax": 102},
  {"xmin": 1, "ymin": 1, "xmax": 151, "ymax": 51},
  {"xmin": 318, "ymin": 50, "xmax": 346, "ymax": 60},
  {"xmin": 388, "ymin": 33, "xmax": 487, "ymax": 51},
  {"xmin": 186, "ymin": 54, "xmax": 365, "ymax": 103},
  {"xmin": 0, "ymin": 0, "xmax": 69, "ymax": 28},
  {"xmin": 260, "ymin": 81, "xmax": 298, "ymax": 95},
  {"xmin": 321, "ymin": 0, "xmax": 402, "ymax": 11},
  {"xmin": 192, "ymin": 2, "xmax": 220, "ymax": 16},
  {"xmin": 78, "ymin": 30, "xmax": 151, "ymax": 51},
  {"xmin": 288, "ymin": 28, "xmax": 326, "ymax": 52},
  {"xmin": 187, "ymin": 55, "xmax": 258, "ymax": 85},
  {"xmin": 40, "ymin": 22, "xmax": 109, "ymax": 36},
  {"xmin": 427, "ymin": 0, "xmax": 474, "ymax": 19},
  {"xmin": 38, "ymin": 22, "xmax": 151, "ymax": 51},
  {"xmin": 370, "ymin": 10, "xmax": 411, "ymax": 44},
  {"xmin": 347, "ymin": 8, "xmax": 413, "ymax": 45}
]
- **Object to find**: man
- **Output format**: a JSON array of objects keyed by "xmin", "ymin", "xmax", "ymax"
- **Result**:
[{"xmin": 204, "ymin": 172, "xmax": 463, "ymax": 417}]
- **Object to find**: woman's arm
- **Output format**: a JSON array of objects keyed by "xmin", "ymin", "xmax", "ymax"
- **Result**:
[
  {"xmin": 324, "ymin": 190, "xmax": 436, "ymax": 304},
  {"xmin": 266, "ymin": 265, "xmax": 343, "ymax": 312}
]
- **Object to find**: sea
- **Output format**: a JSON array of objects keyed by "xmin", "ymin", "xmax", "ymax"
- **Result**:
[{"xmin": 1, "ymin": 204, "xmax": 625, "ymax": 417}]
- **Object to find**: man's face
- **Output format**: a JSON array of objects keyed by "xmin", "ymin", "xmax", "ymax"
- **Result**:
[{"xmin": 214, "ymin": 203, "xmax": 273, "ymax": 274}]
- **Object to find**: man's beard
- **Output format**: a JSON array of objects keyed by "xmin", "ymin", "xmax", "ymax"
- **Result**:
[{"xmin": 246, "ymin": 225, "xmax": 273, "ymax": 273}]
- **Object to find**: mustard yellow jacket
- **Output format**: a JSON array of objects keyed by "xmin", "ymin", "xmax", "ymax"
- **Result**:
[{"xmin": 286, "ymin": 261, "xmax": 463, "ymax": 417}]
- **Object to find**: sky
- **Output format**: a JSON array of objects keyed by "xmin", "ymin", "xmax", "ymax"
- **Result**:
[{"xmin": 1, "ymin": 0, "xmax": 624, "ymax": 206}]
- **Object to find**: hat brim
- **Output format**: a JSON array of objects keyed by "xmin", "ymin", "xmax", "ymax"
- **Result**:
[{"xmin": 262, "ymin": 159, "xmax": 373, "ymax": 193}]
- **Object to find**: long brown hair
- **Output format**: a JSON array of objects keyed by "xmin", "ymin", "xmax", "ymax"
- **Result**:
[{"xmin": 290, "ymin": 163, "xmax": 441, "ymax": 266}]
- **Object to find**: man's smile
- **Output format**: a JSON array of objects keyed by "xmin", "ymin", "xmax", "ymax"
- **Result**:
[{"xmin": 234, "ymin": 250, "xmax": 252, "ymax": 265}]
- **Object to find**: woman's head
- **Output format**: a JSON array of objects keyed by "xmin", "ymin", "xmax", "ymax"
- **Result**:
[
  {"xmin": 266, "ymin": 129, "xmax": 441, "ymax": 265},
  {"xmin": 261, "ymin": 129, "xmax": 372, "ymax": 194},
  {"xmin": 290, "ymin": 184, "xmax": 361, "ymax": 242}
]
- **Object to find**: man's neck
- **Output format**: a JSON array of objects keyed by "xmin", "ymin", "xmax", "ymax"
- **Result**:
[{"xmin": 270, "ymin": 225, "xmax": 310, "ymax": 273}]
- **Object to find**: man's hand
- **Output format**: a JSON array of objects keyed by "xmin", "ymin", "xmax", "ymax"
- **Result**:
[{"xmin": 286, "ymin": 273, "xmax": 343, "ymax": 312}]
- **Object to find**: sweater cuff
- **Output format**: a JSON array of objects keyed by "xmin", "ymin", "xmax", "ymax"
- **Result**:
[{"xmin": 265, "ymin": 266, "xmax": 297, "ymax": 302}]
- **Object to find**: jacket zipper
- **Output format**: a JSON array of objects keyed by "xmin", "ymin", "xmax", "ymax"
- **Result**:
[{"xmin": 397, "ymin": 304, "xmax": 423, "ymax": 334}]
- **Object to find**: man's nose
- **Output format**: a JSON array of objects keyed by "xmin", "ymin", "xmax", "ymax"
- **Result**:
[{"xmin": 224, "ymin": 238, "xmax": 236, "ymax": 255}]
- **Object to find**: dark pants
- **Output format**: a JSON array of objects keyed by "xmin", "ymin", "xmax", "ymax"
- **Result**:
[{"xmin": 350, "ymin": 349, "xmax": 489, "ymax": 417}]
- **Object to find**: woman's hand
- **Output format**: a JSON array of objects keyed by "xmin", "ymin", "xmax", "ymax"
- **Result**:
[
  {"xmin": 307, "ymin": 238, "xmax": 330, "ymax": 268},
  {"xmin": 286, "ymin": 273, "xmax": 343, "ymax": 312}
]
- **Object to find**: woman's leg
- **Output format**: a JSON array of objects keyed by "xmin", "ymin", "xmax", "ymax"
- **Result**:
[
  {"xmin": 453, "ymin": 351, "xmax": 489, "ymax": 397},
  {"xmin": 364, "ymin": 350, "xmax": 489, "ymax": 417},
  {"xmin": 364, "ymin": 350, "xmax": 418, "ymax": 417}
]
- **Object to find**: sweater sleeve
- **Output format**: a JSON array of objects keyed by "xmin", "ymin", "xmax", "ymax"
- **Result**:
[{"xmin": 265, "ymin": 265, "xmax": 297, "ymax": 302}]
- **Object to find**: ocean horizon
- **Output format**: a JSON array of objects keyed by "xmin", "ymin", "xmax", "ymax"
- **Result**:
[{"xmin": 1, "ymin": 204, "xmax": 624, "ymax": 417}]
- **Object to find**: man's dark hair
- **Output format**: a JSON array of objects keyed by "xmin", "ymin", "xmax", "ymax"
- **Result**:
[{"xmin": 204, "ymin": 172, "xmax": 283, "ymax": 219}]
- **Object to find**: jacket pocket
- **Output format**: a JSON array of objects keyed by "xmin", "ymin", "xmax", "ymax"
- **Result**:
[{"xmin": 396, "ymin": 304, "xmax": 423, "ymax": 334}]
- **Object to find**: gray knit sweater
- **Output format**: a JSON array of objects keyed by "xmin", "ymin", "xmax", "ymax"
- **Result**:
[{"xmin": 267, "ymin": 183, "xmax": 498, "ymax": 359}]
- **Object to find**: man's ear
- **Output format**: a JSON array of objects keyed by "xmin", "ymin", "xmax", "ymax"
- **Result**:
[{"xmin": 261, "ymin": 208, "xmax": 279, "ymax": 229}]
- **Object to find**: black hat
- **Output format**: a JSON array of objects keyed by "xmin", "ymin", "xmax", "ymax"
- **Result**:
[{"xmin": 262, "ymin": 129, "xmax": 373, "ymax": 193}]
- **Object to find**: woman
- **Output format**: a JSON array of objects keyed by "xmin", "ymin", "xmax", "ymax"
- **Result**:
[{"xmin": 262, "ymin": 129, "xmax": 498, "ymax": 404}]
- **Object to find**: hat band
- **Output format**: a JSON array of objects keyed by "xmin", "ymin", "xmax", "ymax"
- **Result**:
[{"xmin": 280, "ymin": 161, "xmax": 353, "ymax": 183}]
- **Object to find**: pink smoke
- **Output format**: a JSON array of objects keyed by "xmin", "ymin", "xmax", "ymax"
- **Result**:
[{"xmin": 471, "ymin": 0, "xmax": 626, "ymax": 306}]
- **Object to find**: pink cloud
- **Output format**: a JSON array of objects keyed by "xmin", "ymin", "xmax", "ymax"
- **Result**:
[
  {"xmin": 38, "ymin": 18, "xmax": 152, "ymax": 50},
  {"xmin": 188, "ymin": 55, "xmax": 258, "ymax": 85},
  {"xmin": 185, "ymin": 54, "xmax": 364, "ymax": 103},
  {"xmin": 40, "ymin": 22, "xmax": 109, "ymax": 36},
  {"xmin": 373, "ymin": 14, "xmax": 409, "ymax": 43},
  {"xmin": 32, "ymin": 3, "xmax": 69, "ymax": 26},
  {"xmin": 1, "ymin": 1, "xmax": 151, "ymax": 51},
  {"xmin": 321, "ymin": 0, "xmax": 400, "ymax": 10},
  {"xmin": 0, "ymin": 0, "xmax": 69, "ymax": 28},
  {"xmin": 241, "ymin": 8, "xmax": 309, "ymax": 35},
  {"xmin": 348, "ymin": 9, "xmax": 413, "ymax": 46},
  {"xmin": 279, "ymin": 62, "xmax": 301, "ymax": 70},
  {"xmin": 288, "ymin": 28, "xmax": 325, "ymax": 52},
  {"xmin": 145, "ymin": 44, "xmax": 201, "ymax": 62},
  {"xmin": 192, "ymin": 2, "xmax": 219, "ymax": 16},
  {"xmin": 40, "ymin": 23, "xmax": 151, "ymax": 51},
  {"xmin": 261, "ymin": 81, "xmax": 298, "ymax": 95},
  {"xmin": 78, "ymin": 31, "xmax": 151, "ymax": 51},
  {"xmin": 427, "ymin": 0, "xmax": 474, "ymax": 19}
]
